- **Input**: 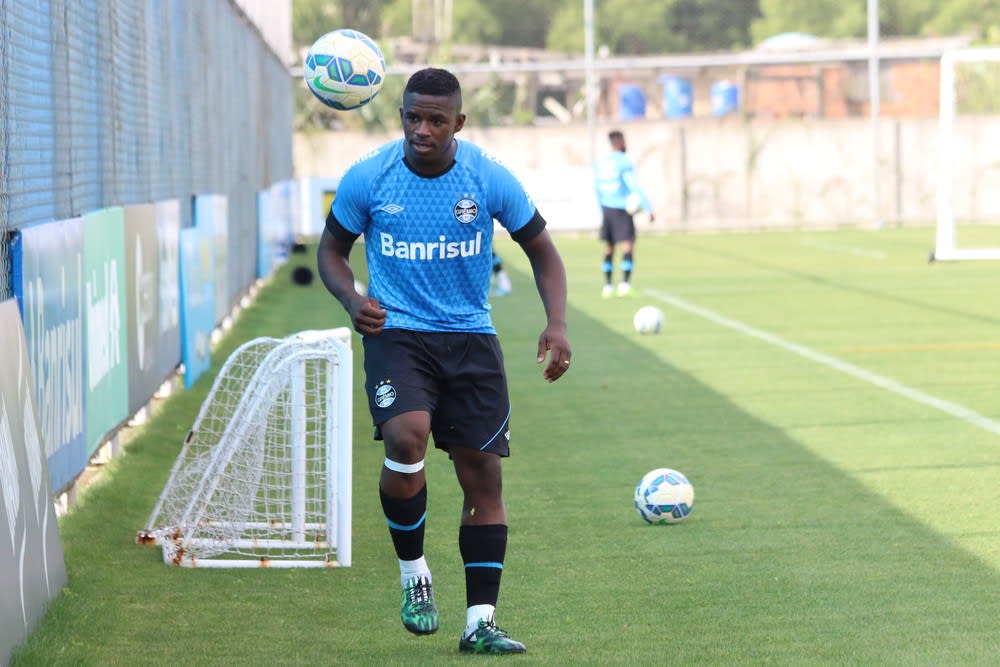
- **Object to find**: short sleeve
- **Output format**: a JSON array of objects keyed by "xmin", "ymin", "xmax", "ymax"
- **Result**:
[
  {"xmin": 485, "ymin": 156, "xmax": 536, "ymax": 234},
  {"xmin": 330, "ymin": 163, "xmax": 370, "ymax": 236}
]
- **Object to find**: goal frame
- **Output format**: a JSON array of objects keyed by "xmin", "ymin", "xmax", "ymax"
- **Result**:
[
  {"xmin": 138, "ymin": 328, "xmax": 354, "ymax": 568},
  {"xmin": 934, "ymin": 47, "xmax": 1000, "ymax": 261}
]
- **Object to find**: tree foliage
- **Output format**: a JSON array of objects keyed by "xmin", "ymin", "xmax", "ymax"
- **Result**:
[
  {"xmin": 546, "ymin": 0, "xmax": 759, "ymax": 54},
  {"xmin": 752, "ymin": 0, "xmax": 998, "ymax": 44},
  {"xmin": 924, "ymin": 0, "xmax": 1000, "ymax": 43},
  {"xmin": 751, "ymin": 0, "xmax": 865, "ymax": 43},
  {"xmin": 293, "ymin": 0, "xmax": 387, "ymax": 45},
  {"xmin": 292, "ymin": 0, "xmax": 999, "ymax": 130},
  {"xmin": 294, "ymin": 0, "xmax": 997, "ymax": 52}
]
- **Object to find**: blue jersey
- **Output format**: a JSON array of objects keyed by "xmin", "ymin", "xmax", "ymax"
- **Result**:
[
  {"xmin": 593, "ymin": 150, "xmax": 653, "ymax": 213},
  {"xmin": 331, "ymin": 138, "xmax": 537, "ymax": 333}
]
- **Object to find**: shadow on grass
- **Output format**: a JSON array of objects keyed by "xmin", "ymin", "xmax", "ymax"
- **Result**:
[{"xmin": 489, "ymin": 259, "xmax": 1000, "ymax": 665}]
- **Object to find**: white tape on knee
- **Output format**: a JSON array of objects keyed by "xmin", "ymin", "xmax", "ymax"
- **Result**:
[{"xmin": 384, "ymin": 458, "xmax": 424, "ymax": 474}]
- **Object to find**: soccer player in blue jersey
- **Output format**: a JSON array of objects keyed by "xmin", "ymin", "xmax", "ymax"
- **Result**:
[
  {"xmin": 316, "ymin": 67, "xmax": 571, "ymax": 655},
  {"xmin": 593, "ymin": 129, "xmax": 655, "ymax": 298}
]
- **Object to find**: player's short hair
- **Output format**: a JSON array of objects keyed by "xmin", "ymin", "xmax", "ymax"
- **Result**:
[
  {"xmin": 405, "ymin": 68, "xmax": 462, "ymax": 105},
  {"xmin": 608, "ymin": 130, "xmax": 624, "ymax": 143}
]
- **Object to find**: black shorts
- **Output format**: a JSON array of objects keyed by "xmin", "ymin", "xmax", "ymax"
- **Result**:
[
  {"xmin": 599, "ymin": 206, "xmax": 636, "ymax": 245},
  {"xmin": 362, "ymin": 329, "xmax": 511, "ymax": 456}
]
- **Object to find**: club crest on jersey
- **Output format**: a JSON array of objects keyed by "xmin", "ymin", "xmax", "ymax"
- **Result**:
[
  {"xmin": 374, "ymin": 380, "xmax": 396, "ymax": 408},
  {"xmin": 454, "ymin": 198, "xmax": 478, "ymax": 223}
]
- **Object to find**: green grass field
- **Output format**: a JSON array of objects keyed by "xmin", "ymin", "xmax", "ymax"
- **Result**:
[{"xmin": 14, "ymin": 226, "xmax": 1000, "ymax": 665}]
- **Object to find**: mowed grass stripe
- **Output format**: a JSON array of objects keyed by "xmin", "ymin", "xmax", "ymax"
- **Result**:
[{"xmin": 645, "ymin": 287, "xmax": 1000, "ymax": 438}]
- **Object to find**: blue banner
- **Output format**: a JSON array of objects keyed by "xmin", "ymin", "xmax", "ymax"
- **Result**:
[
  {"xmin": 257, "ymin": 180, "xmax": 293, "ymax": 279},
  {"xmin": 179, "ymin": 224, "xmax": 215, "ymax": 388},
  {"xmin": 256, "ymin": 188, "xmax": 271, "ymax": 279},
  {"xmin": 193, "ymin": 194, "xmax": 229, "ymax": 325},
  {"xmin": 14, "ymin": 218, "xmax": 88, "ymax": 493}
]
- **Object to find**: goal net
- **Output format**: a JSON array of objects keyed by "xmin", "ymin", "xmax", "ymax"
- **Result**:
[
  {"xmin": 934, "ymin": 48, "xmax": 1000, "ymax": 261},
  {"xmin": 137, "ymin": 328, "xmax": 353, "ymax": 568}
]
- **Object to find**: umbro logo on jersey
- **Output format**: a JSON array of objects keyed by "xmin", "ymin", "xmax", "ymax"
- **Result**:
[
  {"xmin": 381, "ymin": 203, "xmax": 404, "ymax": 214},
  {"xmin": 454, "ymin": 198, "xmax": 478, "ymax": 223}
]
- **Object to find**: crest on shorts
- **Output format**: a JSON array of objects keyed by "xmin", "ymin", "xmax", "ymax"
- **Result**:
[
  {"xmin": 374, "ymin": 380, "xmax": 396, "ymax": 408},
  {"xmin": 454, "ymin": 197, "xmax": 478, "ymax": 224}
]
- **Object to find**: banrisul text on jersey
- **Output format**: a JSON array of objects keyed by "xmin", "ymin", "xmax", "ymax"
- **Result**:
[{"xmin": 380, "ymin": 231, "xmax": 483, "ymax": 260}]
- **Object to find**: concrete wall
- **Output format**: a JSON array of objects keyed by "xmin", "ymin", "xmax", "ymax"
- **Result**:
[
  {"xmin": 294, "ymin": 115, "xmax": 1000, "ymax": 232},
  {"xmin": 233, "ymin": 0, "xmax": 292, "ymax": 61}
]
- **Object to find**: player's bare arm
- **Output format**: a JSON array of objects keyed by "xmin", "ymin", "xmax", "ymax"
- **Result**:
[
  {"xmin": 519, "ymin": 228, "xmax": 571, "ymax": 382},
  {"xmin": 317, "ymin": 228, "xmax": 387, "ymax": 336}
]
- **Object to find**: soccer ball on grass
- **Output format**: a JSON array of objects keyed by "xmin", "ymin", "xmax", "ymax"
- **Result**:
[
  {"xmin": 633, "ymin": 306, "xmax": 664, "ymax": 334},
  {"xmin": 304, "ymin": 29, "xmax": 386, "ymax": 110},
  {"xmin": 634, "ymin": 468, "xmax": 694, "ymax": 524}
]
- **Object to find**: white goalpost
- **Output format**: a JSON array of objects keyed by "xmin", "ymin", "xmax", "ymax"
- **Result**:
[
  {"xmin": 934, "ymin": 47, "xmax": 1000, "ymax": 261},
  {"xmin": 137, "ymin": 328, "xmax": 353, "ymax": 568}
]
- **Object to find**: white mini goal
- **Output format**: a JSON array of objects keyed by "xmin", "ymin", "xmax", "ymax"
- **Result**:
[
  {"xmin": 137, "ymin": 328, "xmax": 353, "ymax": 568},
  {"xmin": 934, "ymin": 47, "xmax": 1000, "ymax": 261}
]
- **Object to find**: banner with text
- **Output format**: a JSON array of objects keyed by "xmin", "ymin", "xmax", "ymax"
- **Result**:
[
  {"xmin": 124, "ymin": 204, "xmax": 165, "ymax": 414},
  {"xmin": 12, "ymin": 219, "xmax": 88, "ymax": 493},
  {"xmin": 0, "ymin": 297, "xmax": 68, "ymax": 664},
  {"xmin": 83, "ymin": 208, "xmax": 129, "ymax": 454},
  {"xmin": 155, "ymin": 199, "xmax": 182, "ymax": 386}
]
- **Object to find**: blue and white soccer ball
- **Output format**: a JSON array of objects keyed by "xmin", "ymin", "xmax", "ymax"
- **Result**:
[
  {"xmin": 304, "ymin": 29, "xmax": 386, "ymax": 110},
  {"xmin": 634, "ymin": 468, "xmax": 694, "ymax": 524},
  {"xmin": 633, "ymin": 306, "xmax": 664, "ymax": 335}
]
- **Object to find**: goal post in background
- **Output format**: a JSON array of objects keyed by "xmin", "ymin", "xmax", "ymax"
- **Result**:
[
  {"xmin": 934, "ymin": 47, "xmax": 1000, "ymax": 261},
  {"xmin": 137, "ymin": 328, "xmax": 353, "ymax": 568}
]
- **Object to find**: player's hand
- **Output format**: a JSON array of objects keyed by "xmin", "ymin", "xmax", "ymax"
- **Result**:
[
  {"xmin": 350, "ymin": 296, "xmax": 386, "ymax": 336},
  {"xmin": 537, "ymin": 324, "xmax": 571, "ymax": 383}
]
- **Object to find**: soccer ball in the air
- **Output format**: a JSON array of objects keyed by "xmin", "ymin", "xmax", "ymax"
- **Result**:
[
  {"xmin": 634, "ymin": 468, "xmax": 694, "ymax": 525},
  {"xmin": 633, "ymin": 306, "xmax": 664, "ymax": 334},
  {"xmin": 304, "ymin": 29, "xmax": 386, "ymax": 110}
]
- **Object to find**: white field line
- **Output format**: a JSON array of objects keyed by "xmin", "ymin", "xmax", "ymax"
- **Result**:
[
  {"xmin": 645, "ymin": 289, "xmax": 1000, "ymax": 438},
  {"xmin": 799, "ymin": 239, "xmax": 887, "ymax": 259}
]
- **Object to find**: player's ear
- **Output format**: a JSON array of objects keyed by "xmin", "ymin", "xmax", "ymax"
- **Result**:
[{"xmin": 454, "ymin": 112, "xmax": 466, "ymax": 134}]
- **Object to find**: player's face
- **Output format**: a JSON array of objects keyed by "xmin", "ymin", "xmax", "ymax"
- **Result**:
[{"xmin": 400, "ymin": 92, "xmax": 466, "ymax": 173}]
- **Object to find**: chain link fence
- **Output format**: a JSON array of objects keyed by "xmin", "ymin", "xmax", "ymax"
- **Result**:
[{"xmin": 0, "ymin": 0, "xmax": 293, "ymax": 303}]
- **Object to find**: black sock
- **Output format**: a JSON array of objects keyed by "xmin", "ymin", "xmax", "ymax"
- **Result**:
[
  {"xmin": 622, "ymin": 252, "xmax": 634, "ymax": 283},
  {"xmin": 602, "ymin": 252, "xmax": 614, "ymax": 284},
  {"xmin": 380, "ymin": 485, "xmax": 427, "ymax": 561},
  {"xmin": 459, "ymin": 524, "xmax": 508, "ymax": 607}
]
